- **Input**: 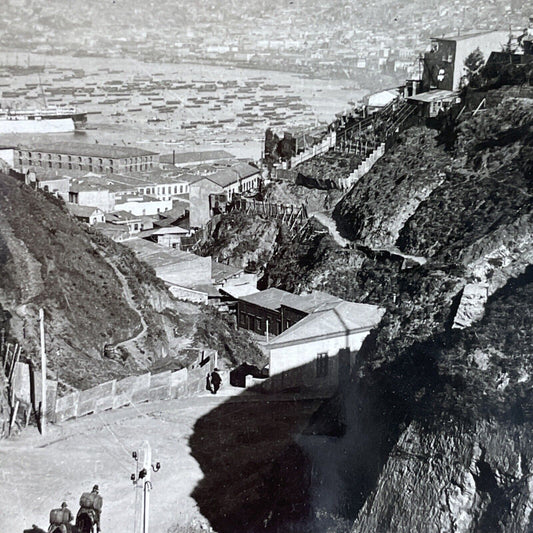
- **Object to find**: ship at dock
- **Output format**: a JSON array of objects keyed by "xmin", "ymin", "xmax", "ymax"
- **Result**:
[{"xmin": 0, "ymin": 106, "xmax": 87, "ymax": 134}]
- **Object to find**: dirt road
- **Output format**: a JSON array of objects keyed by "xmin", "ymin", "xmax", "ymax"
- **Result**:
[{"xmin": 0, "ymin": 388, "xmax": 320, "ymax": 533}]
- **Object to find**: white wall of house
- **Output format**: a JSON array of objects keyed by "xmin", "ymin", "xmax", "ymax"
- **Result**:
[
  {"xmin": 137, "ymin": 181, "xmax": 190, "ymax": 201},
  {"xmin": 76, "ymin": 190, "xmax": 116, "ymax": 212},
  {"xmin": 268, "ymin": 329, "xmax": 371, "ymax": 391},
  {"xmin": 115, "ymin": 197, "xmax": 172, "ymax": 216},
  {"xmin": 0, "ymin": 148, "xmax": 14, "ymax": 167},
  {"xmin": 89, "ymin": 211, "xmax": 106, "ymax": 225}
]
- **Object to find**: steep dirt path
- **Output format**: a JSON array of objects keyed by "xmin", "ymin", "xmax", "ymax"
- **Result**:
[
  {"xmin": 310, "ymin": 211, "xmax": 350, "ymax": 248},
  {"xmin": 107, "ymin": 260, "xmax": 148, "ymax": 350}
]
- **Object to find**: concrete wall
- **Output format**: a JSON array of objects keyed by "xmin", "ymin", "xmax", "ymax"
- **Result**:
[
  {"xmin": 167, "ymin": 284, "xmax": 209, "ymax": 304},
  {"xmin": 189, "ymin": 179, "xmax": 224, "ymax": 228},
  {"xmin": 289, "ymin": 131, "xmax": 336, "ymax": 169}
]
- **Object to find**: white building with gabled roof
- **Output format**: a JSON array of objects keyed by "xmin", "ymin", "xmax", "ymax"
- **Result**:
[{"xmin": 266, "ymin": 300, "xmax": 385, "ymax": 394}]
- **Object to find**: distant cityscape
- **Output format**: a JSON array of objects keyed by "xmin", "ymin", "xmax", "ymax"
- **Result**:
[{"xmin": 1, "ymin": 0, "xmax": 528, "ymax": 87}]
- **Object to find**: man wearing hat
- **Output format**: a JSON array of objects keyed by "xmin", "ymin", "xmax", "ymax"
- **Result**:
[
  {"xmin": 210, "ymin": 368, "xmax": 222, "ymax": 394},
  {"xmin": 77, "ymin": 484, "xmax": 102, "ymax": 533}
]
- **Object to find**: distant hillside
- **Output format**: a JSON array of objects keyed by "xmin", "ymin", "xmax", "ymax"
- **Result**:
[{"xmin": 0, "ymin": 173, "xmax": 262, "ymax": 398}]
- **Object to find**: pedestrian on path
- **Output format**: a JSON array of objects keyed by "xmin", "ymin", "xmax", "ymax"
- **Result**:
[{"xmin": 210, "ymin": 368, "xmax": 222, "ymax": 394}]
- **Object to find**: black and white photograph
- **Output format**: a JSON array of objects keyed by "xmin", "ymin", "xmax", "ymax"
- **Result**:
[{"xmin": 0, "ymin": 0, "xmax": 531, "ymax": 531}]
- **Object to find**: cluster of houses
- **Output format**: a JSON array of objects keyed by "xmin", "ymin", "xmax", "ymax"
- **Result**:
[{"xmin": 0, "ymin": 142, "xmax": 262, "ymax": 237}]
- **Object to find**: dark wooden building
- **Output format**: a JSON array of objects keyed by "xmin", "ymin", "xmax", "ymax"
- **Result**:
[{"xmin": 237, "ymin": 288, "xmax": 341, "ymax": 337}]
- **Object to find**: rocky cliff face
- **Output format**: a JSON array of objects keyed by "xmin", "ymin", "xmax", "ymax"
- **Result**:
[
  {"xmin": 195, "ymin": 211, "xmax": 282, "ymax": 272},
  {"xmin": 258, "ymin": 89, "xmax": 533, "ymax": 531}
]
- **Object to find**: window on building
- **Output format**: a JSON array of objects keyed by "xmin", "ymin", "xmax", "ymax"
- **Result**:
[
  {"xmin": 48, "ymin": 162, "xmax": 52, "ymax": 168},
  {"xmin": 88, "ymin": 157, "xmax": 92, "ymax": 164},
  {"xmin": 58, "ymin": 162, "xmax": 62, "ymax": 169},
  {"xmin": 47, "ymin": 154, "xmax": 52, "ymax": 160},
  {"xmin": 68, "ymin": 155, "xmax": 72, "ymax": 162},
  {"xmin": 255, "ymin": 316, "xmax": 262, "ymax": 333},
  {"xmin": 68, "ymin": 163, "xmax": 72, "ymax": 170},
  {"xmin": 28, "ymin": 152, "xmax": 32, "ymax": 158},
  {"xmin": 174, "ymin": 186, "xmax": 177, "ymax": 194},
  {"xmin": 239, "ymin": 312, "xmax": 246, "ymax": 326},
  {"xmin": 316, "ymin": 353, "xmax": 328, "ymax": 378}
]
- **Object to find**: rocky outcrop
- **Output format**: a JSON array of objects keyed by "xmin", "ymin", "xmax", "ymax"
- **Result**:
[
  {"xmin": 333, "ymin": 128, "xmax": 450, "ymax": 248},
  {"xmin": 354, "ymin": 420, "xmax": 533, "ymax": 533},
  {"xmin": 195, "ymin": 210, "xmax": 282, "ymax": 273}
]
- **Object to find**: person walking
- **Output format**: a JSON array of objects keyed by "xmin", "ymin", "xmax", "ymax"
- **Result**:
[{"xmin": 210, "ymin": 368, "xmax": 222, "ymax": 394}]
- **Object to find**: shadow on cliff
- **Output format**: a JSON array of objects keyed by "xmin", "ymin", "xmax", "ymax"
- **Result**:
[{"xmin": 187, "ymin": 337, "xmax": 440, "ymax": 533}]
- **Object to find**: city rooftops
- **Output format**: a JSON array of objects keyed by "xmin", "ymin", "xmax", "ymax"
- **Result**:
[
  {"xmin": 106, "ymin": 211, "xmax": 141, "ymax": 223},
  {"xmin": 408, "ymin": 89, "xmax": 458, "ymax": 103},
  {"xmin": 66, "ymin": 204, "xmax": 103, "ymax": 217},
  {"xmin": 17, "ymin": 141, "xmax": 158, "ymax": 159}
]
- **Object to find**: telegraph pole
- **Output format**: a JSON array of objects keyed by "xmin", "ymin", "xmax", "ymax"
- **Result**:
[
  {"xmin": 39, "ymin": 308, "xmax": 46, "ymax": 436},
  {"xmin": 132, "ymin": 441, "xmax": 160, "ymax": 533}
]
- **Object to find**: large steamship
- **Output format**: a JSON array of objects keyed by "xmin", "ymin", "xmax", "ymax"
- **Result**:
[{"xmin": 0, "ymin": 106, "xmax": 87, "ymax": 134}]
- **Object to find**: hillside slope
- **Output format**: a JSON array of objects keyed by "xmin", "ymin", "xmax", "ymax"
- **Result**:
[
  {"xmin": 0, "ymin": 174, "xmax": 261, "ymax": 397},
  {"xmin": 256, "ymin": 88, "xmax": 533, "ymax": 531}
]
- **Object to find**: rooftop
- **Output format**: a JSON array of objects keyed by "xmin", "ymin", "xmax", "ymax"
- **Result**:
[
  {"xmin": 432, "ymin": 29, "xmax": 507, "ymax": 42},
  {"xmin": 212, "ymin": 261, "xmax": 244, "ymax": 284},
  {"xmin": 239, "ymin": 288, "xmax": 340, "ymax": 313},
  {"xmin": 268, "ymin": 301, "xmax": 385, "ymax": 347},
  {"xmin": 18, "ymin": 141, "xmax": 158, "ymax": 159},
  {"xmin": 408, "ymin": 89, "xmax": 458, "ymax": 103},
  {"xmin": 160, "ymin": 150, "xmax": 235, "ymax": 165},
  {"xmin": 196, "ymin": 162, "xmax": 260, "ymax": 188},
  {"xmin": 238, "ymin": 287, "xmax": 297, "ymax": 311},
  {"xmin": 66, "ymin": 204, "xmax": 103, "ymax": 217},
  {"xmin": 105, "ymin": 210, "xmax": 142, "ymax": 223}
]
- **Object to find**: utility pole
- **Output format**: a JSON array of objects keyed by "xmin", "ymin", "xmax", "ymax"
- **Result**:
[
  {"xmin": 39, "ymin": 308, "xmax": 46, "ymax": 436},
  {"xmin": 132, "ymin": 441, "xmax": 160, "ymax": 533}
]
